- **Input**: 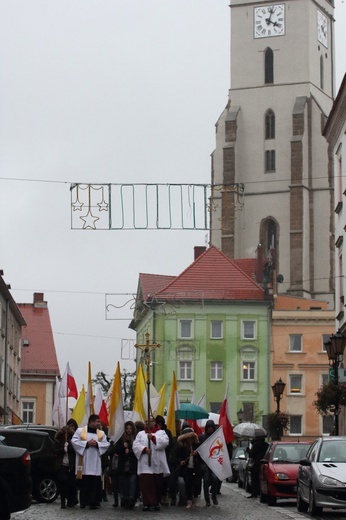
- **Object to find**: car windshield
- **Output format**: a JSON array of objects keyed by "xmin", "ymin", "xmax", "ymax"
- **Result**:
[
  {"xmin": 234, "ymin": 448, "xmax": 245, "ymax": 458},
  {"xmin": 318, "ymin": 440, "xmax": 346, "ymax": 462},
  {"xmin": 273, "ymin": 444, "xmax": 309, "ymax": 463}
]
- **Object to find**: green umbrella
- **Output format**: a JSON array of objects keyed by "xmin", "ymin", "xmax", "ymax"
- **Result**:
[{"xmin": 176, "ymin": 402, "xmax": 209, "ymax": 420}]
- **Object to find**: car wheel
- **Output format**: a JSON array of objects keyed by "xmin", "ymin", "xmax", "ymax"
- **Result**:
[
  {"xmin": 34, "ymin": 476, "xmax": 58, "ymax": 503},
  {"xmin": 297, "ymin": 484, "xmax": 308, "ymax": 513},
  {"xmin": 259, "ymin": 490, "xmax": 267, "ymax": 503},
  {"xmin": 267, "ymin": 494, "xmax": 277, "ymax": 506},
  {"xmin": 308, "ymin": 487, "xmax": 322, "ymax": 516}
]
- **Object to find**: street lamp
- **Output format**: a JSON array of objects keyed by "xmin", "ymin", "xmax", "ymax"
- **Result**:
[
  {"xmin": 237, "ymin": 408, "xmax": 244, "ymax": 423},
  {"xmin": 271, "ymin": 378, "xmax": 286, "ymax": 440},
  {"xmin": 324, "ymin": 330, "xmax": 346, "ymax": 436},
  {"xmin": 272, "ymin": 378, "xmax": 286, "ymax": 413}
]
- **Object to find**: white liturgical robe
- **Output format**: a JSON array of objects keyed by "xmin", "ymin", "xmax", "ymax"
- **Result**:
[
  {"xmin": 72, "ymin": 427, "xmax": 109, "ymax": 476},
  {"xmin": 133, "ymin": 429, "xmax": 170, "ymax": 476}
]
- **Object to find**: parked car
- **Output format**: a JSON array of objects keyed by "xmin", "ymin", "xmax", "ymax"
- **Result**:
[
  {"xmin": 237, "ymin": 450, "xmax": 250, "ymax": 489},
  {"xmin": 3, "ymin": 424, "xmax": 58, "ymax": 442},
  {"xmin": 259, "ymin": 441, "xmax": 310, "ymax": 506},
  {"xmin": 0, "ymin": 436, "xmax": 32, "ymax": 519},
  {"xmin": 230, "ymin": 446, "xmax": 247, "ymax": 483},
  {"xmin": 297, "ymin": 436, "xmax": 346, "ymax": 515},
  {"xmin": 0, "ymin": 428, "xmax": 60, "ymax": 504}
]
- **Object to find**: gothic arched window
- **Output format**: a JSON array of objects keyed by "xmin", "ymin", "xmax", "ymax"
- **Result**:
[
  {"xmin": 265, "ymin": 48, "xmax": 274, "ymax": 84},
  {"xmin": 265, "ymin": 109, "xmax": 275, "ymax": 139}
]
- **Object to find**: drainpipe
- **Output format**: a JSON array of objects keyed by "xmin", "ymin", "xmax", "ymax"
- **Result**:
[{"xmin": 267, "ymin": 301, "xmax": 274, "ymax": 419}]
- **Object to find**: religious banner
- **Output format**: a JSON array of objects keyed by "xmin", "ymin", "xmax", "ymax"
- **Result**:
[{"xmin": 196, "ymin": 426, "xmax": 232, "ymax": 481}]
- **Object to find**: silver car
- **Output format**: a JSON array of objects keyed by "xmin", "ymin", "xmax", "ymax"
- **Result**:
[{"xmin": 297, "ymin": 436, "xmax": 346, "ymax": 515}]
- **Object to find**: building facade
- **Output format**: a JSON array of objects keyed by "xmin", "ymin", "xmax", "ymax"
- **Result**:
[
  {"xmin": 0, "ymin": 272, "xmax": 26, "ymax": 424},
  {"xmin": 131, "ymin": 246, "xmax": 272, "ymax": 422},
  {"xmin": 209, "ymin": 0, "xmax": 335, "ymax": 307},
  {"xmin": 271, "ymin": 295, "xmax": 335, "ymax": 438},
  {"xmin": 18, "ymin": 293, "xmax": 60, "ymax": 425}
]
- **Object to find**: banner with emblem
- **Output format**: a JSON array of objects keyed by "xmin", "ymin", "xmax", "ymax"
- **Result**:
[{"xmin": 196, "ymin": 426, "xmax": 232, "ymax": 481}]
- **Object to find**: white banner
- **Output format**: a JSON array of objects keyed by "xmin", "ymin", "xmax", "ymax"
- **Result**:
[{"xmin": 196, "ymin": 426, "xmax": 232, "ymax": 481}]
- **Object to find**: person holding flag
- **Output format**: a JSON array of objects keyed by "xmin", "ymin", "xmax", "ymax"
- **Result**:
[{"xmin": 198, "ymin": 420, "xmax": 220, "ymax": 506}]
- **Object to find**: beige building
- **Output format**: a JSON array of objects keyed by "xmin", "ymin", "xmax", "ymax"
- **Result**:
[
  {"xmin": 209, "ymin": 0, "xmax": 335, "ymax": 307},
  {"xmin": 0, "ymin": 272, "xmax": 26, "ymax": 424},
  {"xmin": 272, "ymin": 295, "xmax": 336, "ymax": 438}
]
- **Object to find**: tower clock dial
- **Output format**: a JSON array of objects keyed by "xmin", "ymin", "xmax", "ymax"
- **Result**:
[
  {"xmin": 317, "ymin": 10, "xmax": 328, "ymax": 47},
  {"xmin": 254, "ymin": 4, "xmax": 285, "ymax": 38}
]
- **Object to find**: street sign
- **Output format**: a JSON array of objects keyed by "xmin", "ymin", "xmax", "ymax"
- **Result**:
[{"xmin": 329, "ymin": 368, "xmax": 346, "ymax": 383}]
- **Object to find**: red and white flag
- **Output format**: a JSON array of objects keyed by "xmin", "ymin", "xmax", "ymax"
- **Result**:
[
  {"xmin": 219, "ymin": 384, "xmax": 234, "ymax": 443},
  {"xmin": 196, "ymin": 426, "xmax": 232, "ymax": 481},
  {"xmin": 59, "ymin": 362, "xmax": 78, "ymax": 400},
  {"xmin": 94, "ymin": 384, "xmax": 109, "ymax": 426}
]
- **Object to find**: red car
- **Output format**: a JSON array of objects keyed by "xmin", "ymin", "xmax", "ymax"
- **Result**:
[{"xmin": 259, "ymin": 441, "xmax": 310, "ymax": 506}]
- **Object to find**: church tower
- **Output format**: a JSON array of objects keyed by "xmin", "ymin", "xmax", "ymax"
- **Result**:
[{"xmin": 209, "ymin": 0, "xmax": 335, "ymax": 306}]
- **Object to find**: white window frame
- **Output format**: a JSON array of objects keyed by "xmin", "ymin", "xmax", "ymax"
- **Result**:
[
  {"xmin": 179, "ymin": 360, "xmax": 192, "ymax": 380},
  {"xmin": 289, "ymin": 334, "xmax": 302, "ymax": 352},
  {"xmin": 289, "ymin": 374, "xmax": 303, "ymax": 394},
  {"xmin": 242, "ymin": 361, "xmax": 256, "ymax": 381},
  {"xmin": 22, "ymin": 399, "xmax": 36, "ymax": 424},
  {"xmin": 178, "ymin": 319, "xmax": 193, "ymax": 339},
  {"xmin": 322, "ymin": 334, "xmax": 330, "ymax": 352},
  {"xmin": 289, "ymin": 415, "xmax": 302, "ymax": 435},
  {"xmin": 241, "ymin": 320, "xmax": 257, "ymax": 340},
  {"xmin": 322, "ymin": 415, "xmax": 334, "ymax": 435},
  {"xmin": 210, "ymin": 320, "xmax": 223, "ymax": 339},
  {"xmin": 210, "ymin": 361, "xmax": 223, "ymax": 381}
]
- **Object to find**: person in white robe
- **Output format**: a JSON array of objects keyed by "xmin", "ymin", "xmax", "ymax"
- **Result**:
[
  {"xmin": 132, "ymin": 417, "xmax": 170, "ymax": 511},
  {"xmin": 72, "ymin": 414, "xmax": 110, "ymax": 510}
]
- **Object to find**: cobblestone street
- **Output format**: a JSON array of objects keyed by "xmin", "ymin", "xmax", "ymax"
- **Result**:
[{"xmin": 10, "ymin": 482, "xmax": 310, "ymax": 520}]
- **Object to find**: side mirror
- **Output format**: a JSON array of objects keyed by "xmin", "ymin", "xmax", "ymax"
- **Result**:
[{"xmin": 299, "ymin": 458, "xmax": 311, "ymax": 467}]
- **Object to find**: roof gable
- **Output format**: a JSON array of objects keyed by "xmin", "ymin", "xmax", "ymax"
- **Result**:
[
  {"xmin": 157, "ymin": 246, "xmax": 265, "ymax": 301},
  {"xmin": 18, "ymin": 301, "xmax": 60, "ymax": 376}
]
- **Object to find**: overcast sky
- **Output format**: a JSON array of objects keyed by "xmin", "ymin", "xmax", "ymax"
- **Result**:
[{"xmin": 0, "ymin": 1, "xmax": 345, "ymax": 395}]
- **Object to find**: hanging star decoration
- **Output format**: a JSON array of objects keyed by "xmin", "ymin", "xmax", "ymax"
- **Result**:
[{"xmin": 80, "ymin": 209, "xmax": 100, "ymax": 229}]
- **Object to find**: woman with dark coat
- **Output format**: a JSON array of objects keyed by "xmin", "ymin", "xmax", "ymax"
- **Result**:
[
  {"xmin": 116, "ymin": 420, "xmax": 138, "ymax": 509},
  {"xmin": 199, "ymin": 419, "xmax": 219, "ymax": 506},
  {"xmin": 54, "ymin": 425, "xmax": 78, "ymax": 509},
  {"xmin": 177, "ymin": 427, "xmax": 201, "ymax": 509}
]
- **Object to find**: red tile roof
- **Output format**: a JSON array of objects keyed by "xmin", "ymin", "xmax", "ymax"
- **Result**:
[
  {"xmin": 139, "ymin": 273, "xmax": 176, "ymax": 299},
  {"xmin": 18, "ymin": 300, "xmax": 60, "ymax": 377},
  {"xmin": 140, "ymin": 246, "xmax": 265, "ymax": 302}
]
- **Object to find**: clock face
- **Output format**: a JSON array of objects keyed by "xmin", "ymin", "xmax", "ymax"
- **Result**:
[
  {"xmin": 254, "ymin": 4, "xmax": 285, "ymax": 39},
  {"xmin": 317, "ymin": 10, "xmax": 328, "ymax": 47}
]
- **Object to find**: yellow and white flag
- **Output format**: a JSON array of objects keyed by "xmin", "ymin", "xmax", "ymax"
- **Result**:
[
  {"xmin": 196, "ymin": 426, "xmax": 232, "ymax": 481},
  {"xmin": 166, "ymin": 371, "xmax": 180, "ymax": 437},
  {"xmin": 108, "ymin": 362, "xmax": 124, "ymax": 443},
  {"xmin": 71, "ymin": 385, "xmax": 87, "ymax": 426},
  {"xmin": 132, "ymin": 364, "xmax": 147, "ymax": 421}
]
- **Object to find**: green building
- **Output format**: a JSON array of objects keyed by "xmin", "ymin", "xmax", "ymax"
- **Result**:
[{"xmin": 130, "ymin": 246, "xmax": 272, "ymax": 423}]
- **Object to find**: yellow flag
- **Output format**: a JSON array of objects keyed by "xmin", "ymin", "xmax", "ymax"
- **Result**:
[
  {"xmin": 156, "ymin": 383, "xmax": 166, "ymax": 417},
  {"xmin": 71, "ymin": 385, "xmax": 86, "ymax": 425},
  {"xmin": 133, "ymin": 364, "xmax": 147, "ymax": 420},
  {"xmin": 166, "ymin": 371, "xmax": 180, "ymax": 437},
  {"xmin": 108, "ymin": 362, "xmax": 124, "ymax": 443}
]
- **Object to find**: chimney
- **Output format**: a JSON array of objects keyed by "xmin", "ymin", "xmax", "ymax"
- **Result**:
[
  {"xmin": 33, "ymin": 292, "xmax": 47, "ymax": 308},
  {"xmin": 194, "ymin": 246, "xmax": 206, "ymax": 260}
]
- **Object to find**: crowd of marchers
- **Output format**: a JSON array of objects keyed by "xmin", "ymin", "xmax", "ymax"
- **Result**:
[{"xmin": 53, "ymin": 413, "xmax": 229, "ymax": 512}]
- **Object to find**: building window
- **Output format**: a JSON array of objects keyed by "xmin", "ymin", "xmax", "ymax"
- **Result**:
[
  {"xmin": 178, "ymin": 319, "xmax": 193, "ymax": 339},
  {"xmin": 322, "ymin": 415, "xmax": 334, "ymax": 435},
  {"xmin": 179, "ymin": 361, "xmax": 192, "ymax": 380},
  {"xmin": 241, "ymin": 320, "xmax": 256, "ymax": 340},
  {"xmin": 289, "ymin": 415, "xmax": 302, "ymax": 435},
  {"xmin": 242, "ymin": 361, "xmax": 255, "ymax": 380},
  {"xmin": 265, "ymin": 109, "xmax": 275, "ymax": 139},
  {"xmin": 265, "ymin": 47, "xmax": 274, "ymax": 84},
  {"xmin": 210, "ymin": 361, "xmax": 223, "ymax": 381},
  {"xmin": 210, "ymin": 320, "xmax": 223, "ymax": 339},
  {"xmin": 289, "ymin": 334, "xmax": 302, "ymax": 352},
  {"xmin": 322, "ymin": 334, "xmax": 330, "ymax": 352},
  {"xmin": 22, "ymin": 401, "xmax": 35, "ymax": 424},
  {"xmin": 265, "ymin": 150, "xmax": 276, "ymax": 172},
  {"xmin": 321, "ymin": 373, "xmax": 329, "ymax": 386},
  {"xmin": 289, "ymin": 374, "xmax": 302, "ymax": 394}
]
